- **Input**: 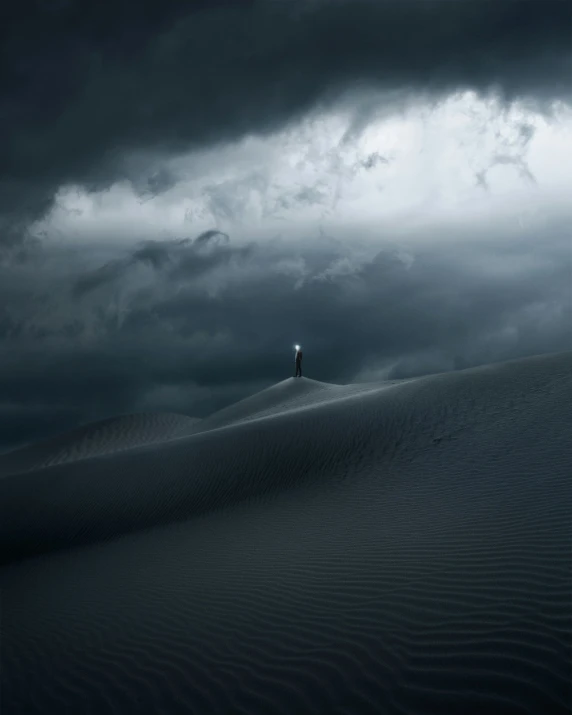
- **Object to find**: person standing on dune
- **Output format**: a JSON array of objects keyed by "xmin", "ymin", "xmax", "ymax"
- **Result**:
[{"xmin": 294, "ymin": 345, "xmax": 303, "ymax": 378}]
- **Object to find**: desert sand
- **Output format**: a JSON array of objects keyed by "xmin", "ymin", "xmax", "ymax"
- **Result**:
[{"xmin": 1, "ymin": 350, "xmax": 571, "ymax": 714}]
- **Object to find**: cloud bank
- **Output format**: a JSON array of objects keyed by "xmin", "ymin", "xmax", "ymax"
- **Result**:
[{"xmin": 2, "ymin": 0, "xmax": 571, "ymax": 238}]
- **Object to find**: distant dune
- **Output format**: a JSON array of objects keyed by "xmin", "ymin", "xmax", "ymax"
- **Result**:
[
  {"xmin": 0, "ymin": 412, "xmax": 200, "ymax": 476},
  {"xmin": 1, "ymin": 351, "xmax": 571, "ymax": 714}
]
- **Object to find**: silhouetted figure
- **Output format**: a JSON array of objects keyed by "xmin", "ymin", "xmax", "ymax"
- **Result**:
[{"xmin": 295, "ymin": 346, "xmax": 303, "ymax": 377}]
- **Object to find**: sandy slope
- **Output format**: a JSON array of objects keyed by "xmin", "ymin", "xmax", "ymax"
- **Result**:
[
  {"xmin": 1, "ymin": 351, "xmax": 571, "ymax": 714},
  {"xmin": 0, "ymin": 412, "xmax": 200, "ymax": 476},
  {"xmin": 185, "ymin": 376, "xmax": 395, "ymax": 434}
]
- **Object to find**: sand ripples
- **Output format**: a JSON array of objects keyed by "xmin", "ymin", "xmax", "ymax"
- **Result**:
[{"xmin": 1, "ymin": 351, "xmax": 571, "ymax": 714}]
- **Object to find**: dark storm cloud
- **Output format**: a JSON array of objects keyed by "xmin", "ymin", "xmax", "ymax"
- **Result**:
[
  {"xmin": 140, "ymin": 168, "xmax": 181, "ymax": 199},
  {"xmin": 72, "ymin": 230, "xmax": 238, "ymax": 298},
  {"xmin": 1, "ymin": 213, "xmax": 571, "ymax": 452},
  {"xmin": 1, "ymin": 0, "xmax": 571, "ymax": 241},
  {"xmin": 72, "ymin": 257, "xmax": 134, "ymax": 298}
]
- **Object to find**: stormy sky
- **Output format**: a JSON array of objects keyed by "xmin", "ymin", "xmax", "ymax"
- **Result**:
[{"xmin": 1, "ymin": 0, "xmax": 571, "ymax": 451}]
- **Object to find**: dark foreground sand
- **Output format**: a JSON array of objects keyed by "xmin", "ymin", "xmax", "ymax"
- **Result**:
[{"xmin": 1, "ymin": 351, "xmax": 571, "ymax": 714}]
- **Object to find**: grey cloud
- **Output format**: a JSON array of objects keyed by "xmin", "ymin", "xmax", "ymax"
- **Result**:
[
  {"xmin": 203, "ymin": 175, "xmax": 269, "ymax": 225},
  {"xmin": 193, "ymin": 230, "xmax": 230, "ymax": 247},
  {"xmin": 475, "ymin": 170, "xmax": 489, "ymax": 191},
  {"xmin": 2, "ymin": 0, "xmax": 571, "ymax": 242},
  {"xmin": 72, "ymin": 230, "xmax": 237, "ymax": 298},
  {"xmin": 476, "ymin": 154, "xmax": 538, "ymax": 191},
  {"xmin": 492, "ymin": 154, "xmax": 537, "ymax": 184},
  {"xmin": 264, "ymin": 182, "xmax": 332, "ymax": 219},
  {"xmin": 518, "ymin": 123, "xmax": 536, "ymax": 146},
  {"xmin": 293, "ymin": 185, "xmax": 329, "ymax": 206},
  {"xmin": 131, "ymin": 239, "xmax": 189, "ymax": 270},
  {"xmin": 73, "ymin": 257, "xmax": 133, "ymax": 298},
  {"xmin": 360, "ymin": 153, "xmax": 390, "ymax": 171},
  {"xmin": 137, "ymin": 168, "xmax": 181, "ymax": 200},
  {"xmin": 475, "ymin": 118, "xmax": 540, "ymax": 190}
]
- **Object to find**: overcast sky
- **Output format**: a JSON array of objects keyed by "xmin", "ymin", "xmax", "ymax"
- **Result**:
[{"xmin": 1, "ymin": 0, "xmax": 571, "ymax": 451}]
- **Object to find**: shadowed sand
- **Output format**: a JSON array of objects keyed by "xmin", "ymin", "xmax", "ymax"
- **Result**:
[
  {"xmin": 0, "ymin": 412, "xmax": 201, "ymax": 476},
  {"xmin": 1, "ymin": 351, "xmax": 571, "ymax": 714}
]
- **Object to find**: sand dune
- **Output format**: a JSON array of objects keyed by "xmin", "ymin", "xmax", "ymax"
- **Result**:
[
  {"xmin": 186, "ymin": 376, "xmax": 393, "ymax": 434},
  {"xmin": 1, "ymin": 351, "xmax": 571, "ymax": 714},
  {"xmin": 0, "ymin": 412, "xmax": 200, "ymax": 476}
]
